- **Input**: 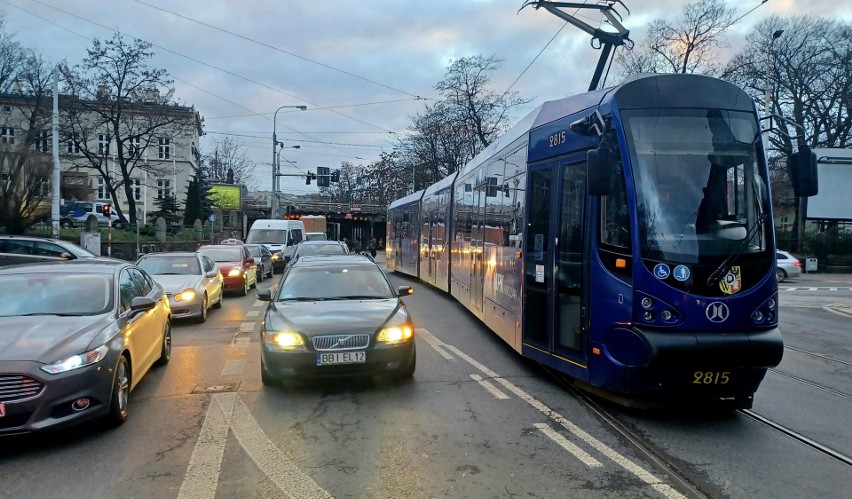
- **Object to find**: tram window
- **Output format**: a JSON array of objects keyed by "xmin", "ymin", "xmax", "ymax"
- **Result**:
[{"xmin": 600, "ymin": 162, "xmax": 631, "ymax": 249}]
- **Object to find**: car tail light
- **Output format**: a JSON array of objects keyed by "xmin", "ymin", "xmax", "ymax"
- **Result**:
[{"xmin": 794, "ymin": 261, "xmax": 802, "ymax": 267}]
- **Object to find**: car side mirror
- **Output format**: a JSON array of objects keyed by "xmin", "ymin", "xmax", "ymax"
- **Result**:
[
  {"xmin": 257, "ymin": 289, "xmax": 273, "ymax": 301},
  {"xmin": 397, "ymin": 286, "xmax": 414, "ymax": 296},
  {"xmin": 245, "ymin": 257, "xmax": 255, "ymax": 266},
  {"xmin": 130, "ymin": 296, "xmax": 157, "ymax": 313}
]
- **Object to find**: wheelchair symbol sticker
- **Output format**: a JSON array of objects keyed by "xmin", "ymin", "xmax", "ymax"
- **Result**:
[{"xmin": 653, "ymin": 263, "xmax": 670, "ymax": 279}]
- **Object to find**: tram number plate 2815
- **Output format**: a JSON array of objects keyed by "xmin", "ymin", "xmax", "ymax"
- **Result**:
[{"xmin": 692, "ymin": 371, "xmax": 731, "ymax": 385}]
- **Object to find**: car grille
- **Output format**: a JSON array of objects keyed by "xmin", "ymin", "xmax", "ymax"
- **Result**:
[
  {"xmin": 312, "ymin": 334, "xmax": 370, "ymax": 351},
  {"xmin": 0, "ymin": 374, "xmax": 44, "ymax": 402}
]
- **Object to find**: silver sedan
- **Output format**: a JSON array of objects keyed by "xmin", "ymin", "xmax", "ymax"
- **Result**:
[{"xmin": 137, "ymin": 252, "xmax": 224, "ymax": 323}]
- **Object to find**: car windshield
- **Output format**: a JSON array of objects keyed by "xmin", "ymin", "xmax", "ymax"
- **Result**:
[
  {"xmin": 623, "ymin": 108, "xmax": 770, "ymax": 264},
  {"xmin": 199, "ymin": 247, "xmax": 242, "ymax": 262},
  {"xmin": 246, "ymin": 246, "xmax": 262, "ymax": 257},
  {"xmin": 293, "ymin": 244, "xmax": 346, "ymax": 257},
  {"xmin": 246, "ymin": 229, "xmax": 287, "ymax": 244},
  {"xmin": 138, "ymin": 256, "xmax": 201, "ymax": 275},
  {"xmin": 0, "ymin": 274, "xmax": 113, "ymax": 317},
  {"xmin": 277, "ymin": 265, "xmax": 393, "ymax": 300}
]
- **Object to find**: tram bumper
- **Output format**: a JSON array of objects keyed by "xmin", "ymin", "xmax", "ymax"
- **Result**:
[{"xmin": 598, "ymin": 326, "xmax": 783, "ymax": 407}]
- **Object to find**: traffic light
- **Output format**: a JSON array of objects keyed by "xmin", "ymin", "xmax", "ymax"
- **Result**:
[
  {"xmin": 306, "ymin": 172, "xmax": 316, "ymax": 185},
  {"xmin": 331, "ymin": 170, "xmax": 340, "ymax": 183},
  {"xmin": 317, "ymin": 167, "xmax": 330, "ymax": 187},
  {"xmin": 103, "ymin": 204, "xmax": 111, "ymax": 217}
]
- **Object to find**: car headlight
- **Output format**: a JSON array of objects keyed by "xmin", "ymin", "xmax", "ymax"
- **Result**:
[
  {"xmin": 228, "ymin": 267, "xmax": 243, "ymax": 277},
  {"xmin": 263, "ymin": 331, "xmax": 305, "ymax": 350},
  {"xmin": 175, "ymin": 289, "xmax": 196, "ymax": 302},
  {"xmin": 40, "ymin": 345, "xmax": 110, "ymax": 374},
  {"xmin": 271, "ymin": 253, "xmax": 281, "ymax": 261},
  {"xmin": 377, "ymin": 324, "xmax": 414, "ymax": 344}
]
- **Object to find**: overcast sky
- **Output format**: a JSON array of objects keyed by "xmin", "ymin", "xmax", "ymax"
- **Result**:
[{"xmin": 1, "ymin": 0, "xmax": 847, "ymax": 196}]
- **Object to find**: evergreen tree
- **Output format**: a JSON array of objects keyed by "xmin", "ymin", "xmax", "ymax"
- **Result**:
[
  {"xmin": 151, "ymin": 193, "xmax": 181, "ymax": 225},
  {"xmin": 183, "ymin": 176, "xmax": 200, "ymax": 225}
]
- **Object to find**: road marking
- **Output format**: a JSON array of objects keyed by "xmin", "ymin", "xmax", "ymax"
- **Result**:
[
  {"xmin": 228, "ymin": 395, "xmax": 332, "ymax": 498},
  {"xmin": 470, "ymin": 374, "xmax": 510, "ymax": 400},
  {"xmin": 246, "ymin": 310, "xmax": 260, "ymax": 317},
  {"xmin": 417, "ymin": 328, "xmax": 455, "ymax": 360},
  {"xmin": 178, "ymin": 393, "xmax": 235, "ymax": 499},
  {"xmin": 222, "ymin": 359, "xmax": 245, "ymax": 376},
  {"xmin": 234, "ymin": 337, "xmax": 251, "ymax": 348},
  {"xmin": 823, "ymin": 305, "xmax": 852, "ymax": 319},
  {"xmin": 239, "ymin": 322, "xmax": 255, "ymax": 333},
  {"xmin": 438, "ymin": 338, "xmax": 685, "ymax": 499},
  {"xmin": 534, "ymin": 423, "xmax": 602, "ymax": 468},
  {"xmin": 179, "ymin": 393, "xmax": 332, "ymax": 499},
  {"xmin": 253, "ymin": 300, "xmax": 265, "ymax": 307}
]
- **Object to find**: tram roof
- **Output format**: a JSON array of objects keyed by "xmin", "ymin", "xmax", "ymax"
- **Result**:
[
  {"xmin": 388, "ymin": 189, "xmax": 425, "ymax": 210},
  {"xmin": 423, "ymin": 171, "xmax": 458, "ymax": 198}
]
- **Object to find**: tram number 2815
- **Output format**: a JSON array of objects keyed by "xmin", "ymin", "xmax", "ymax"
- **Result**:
[
  {"xmin": 549, "ymin": 131, "xmax": 566, "ymax": 147},
  {"xmin": 693, "ymin": 371, "xmax": 731, "ymax": 385}
]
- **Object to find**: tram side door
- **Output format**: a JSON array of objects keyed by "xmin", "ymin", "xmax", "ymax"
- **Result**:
[
  {"xmin": 522, "ymin": 160, "xmax": 588, "ymax": 363},
  {"xmin": 471, "ymin": 187, "xmax": 487, "ymax": 314}
]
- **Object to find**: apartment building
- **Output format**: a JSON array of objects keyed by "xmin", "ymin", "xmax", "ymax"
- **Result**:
[{"xmin": 0, "ymin": 90, "xmax": 203, "ymax": 224}]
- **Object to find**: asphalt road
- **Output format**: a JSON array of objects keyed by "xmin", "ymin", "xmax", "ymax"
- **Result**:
[{"xmin": 0, "ymin": 256, "xmax": 849, "ymax": 498}]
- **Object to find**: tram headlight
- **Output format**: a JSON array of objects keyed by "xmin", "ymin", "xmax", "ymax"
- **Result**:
[
  {"xmin": 643, "ymin": 311, "xmax": 654, "ymax": 321},
  {"xmin": 767, "ymin": 298, "xmax": 776, "ymax": 310},
  {"xmin": 752, "ymin": 310, "xmax": 764, "ymax": 323},
  {"xmin": 641, "ymin": 297, "xmax": 654, "ymax": 310},
  {"xmin": 661, "ymin": 310, "xmax": 673, "ymax": 321}
]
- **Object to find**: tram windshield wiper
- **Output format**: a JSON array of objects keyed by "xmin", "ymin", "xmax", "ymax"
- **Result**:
[{"xmin": 707, "ymin": 212, "xmax": 768, "ymax": 287}]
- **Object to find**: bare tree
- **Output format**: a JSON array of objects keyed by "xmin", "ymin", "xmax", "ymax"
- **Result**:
[
  {"xmin": 60, "ymin": 33, "xmax": 197, "ymax": 225},
  {"xmin": 392, "ymin": 54, "xmax": 529, "ymax": 189},
  {"xmin": 203, "ymin": 136, "xmax": 256, "ymax": 188},
  {"xmin": 615, "ymin": 0, "xmax": 738, "ymax": 77},
  {"xmin": 724, "ymin": 16, "xmax": 852, "ymax": 251},
  {"xmin": 0, "ymin": 50, "xmax": 55, "ymax": 234},
  {"xmin": 0, "ymin": 15, "xmax": 25, "ymax": 93}
]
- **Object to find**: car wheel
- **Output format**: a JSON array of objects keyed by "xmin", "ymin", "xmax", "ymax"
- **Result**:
[
  {"xmin": 60, "ymin": 219, "xmax": 73, "ymax": 229},
  {"xmin": 776, "ymin": 268, "xmax": 788, "ymax": 283},
  {"xmin": 251, "ymin": 272, "xmax": 258, "ymax": 289},
  {"xmin": 212, "ymin": 285, "xmax": 223, "ymax": 309},
  {"xmin": 155, "ymin": 321, "xmax": 172, "ymax": 366},
  {"xmin": 257, "ymin": 268, "xmax": 264, "ymax": 283},
  {"xmin": 393, "ymin": 348, "xmax": 416, "ymax": 382},
  {"xmin": 105, "ymin": 355, "xmax": 130, "ymax": 427},
  {"xmin": 196, "ymin": 295, "xmax": 208, "ymax": 323},
  {"xmin": 241, "ymin": 277, "xmax": 249, "ymax": 296}
]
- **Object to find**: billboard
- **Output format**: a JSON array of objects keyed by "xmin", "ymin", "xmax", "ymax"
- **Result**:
[
  {"xmin": 808, "ymin": 148, "xmax": 852, "ymax": 220},
  {"xmin": 209, "ymin": 184, "xmax": 242, "ymax": 211}
]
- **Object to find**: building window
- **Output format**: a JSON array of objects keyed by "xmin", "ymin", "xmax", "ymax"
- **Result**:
[
  {"xmin": 98, "ymin": 134, "xmax": 110, "ymax": 156},
  {"xmin": 157, "ymin": 179, "xmax": 171, "ymax": 199},
  {"xmin": 97, "ymin": 177, "xmax": 109, "ymax": 200},
  {"xmin": 40, "ymin": 181, "xmax": 49, "ymax": 197},
  {"xmin": 67, "ymin": 134, "xmax": 81, "ymax": 154},
  {"xmin": 36, "ymin": 130, "xmax": 49, "ymax": 153},
  {"xmin": 131, "ymin": 178, "xmax": 142, "ymax": 201},
  {"xmin": 1, "ymin": 127, "xmax": 14, "ymax": 144},
  {"xmin": 128, "ymin": 136, "xmax": 141, "ymax": 158},
  {"xmin": 158, "ymin": 137, "xmax": 170, "ymax": 159}
]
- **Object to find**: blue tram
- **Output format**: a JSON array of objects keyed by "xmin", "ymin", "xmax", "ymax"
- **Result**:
[{"xmin": 387, "ymin": 74, "xmax": 817, "ymax": 408}]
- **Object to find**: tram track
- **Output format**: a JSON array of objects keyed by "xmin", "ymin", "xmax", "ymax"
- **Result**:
[
  {"xmin": 546, "ymin": 366, "xmax": 852, "ymax": 498},
  {"xmin": 545, "ymin": 368, "xmax": 711, "ymax": 499}
]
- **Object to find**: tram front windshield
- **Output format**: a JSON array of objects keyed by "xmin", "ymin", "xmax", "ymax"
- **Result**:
[{"xmin": 623, "ymin": 108, "xmax": 770, "ymax": 264}]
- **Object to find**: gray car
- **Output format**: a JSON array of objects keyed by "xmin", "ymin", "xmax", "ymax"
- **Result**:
[
  {"xmin": 137, "ymin": 252, "xmax": 224, "ymax": 323},
  {"xmin": 776, "ymin": 250, "xmax": 802, "ymax": 282},
  {"xmin": 0, "ymin": 259, "xmax": 172, "ymax": 434}
]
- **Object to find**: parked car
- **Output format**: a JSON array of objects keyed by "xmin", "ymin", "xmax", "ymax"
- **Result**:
[
  {"xmin": 198, "ymin": 244, "xmax": 257, "ymax": 295},
  {"xmin": 0, "ymin": 235, "xmax": 98, "ymax": 268},
  {"xmin": 137, "ymin": 251, "xmax": 224, "ymax": 323},
  {"xmin": 257, "ymin": 254, "xmax": 415, "ymax": 384},
  {"xmin": 0, "ymin": 259, "xmax": 172, "ymax": 434},
  {"xmin": 244, "ymin": 244, "xmax": 273, "ymax": 282},
  {"xmin": 776, "ymin": 250, "xmax": 802, "ymax": 282},
  {"xmin": 60, "ymin": 200, "xmax": 122, "ymax": 228}
]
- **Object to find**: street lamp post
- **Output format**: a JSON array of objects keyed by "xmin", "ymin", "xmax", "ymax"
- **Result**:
[
  {"xmin": 272, "ymin": 105, "xmax": 306, "ymax": 216},
  {"xmin": 764, "ymin": 29, "xmax": 784, "ymax": 135}
]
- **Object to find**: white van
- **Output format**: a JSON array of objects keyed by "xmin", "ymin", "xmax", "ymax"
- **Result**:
[{"xmin": 245, "ymin": 219, "xmax": 305, "ymax": 272}]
